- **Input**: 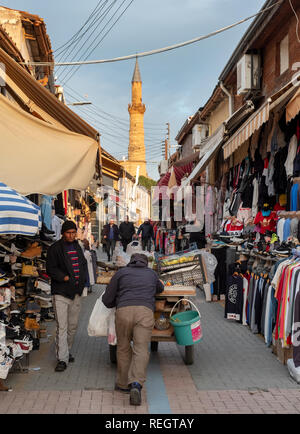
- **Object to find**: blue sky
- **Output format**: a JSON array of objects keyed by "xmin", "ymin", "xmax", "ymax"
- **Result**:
[{"xmin": 1, "ymin": 0, "xmax": 265, "ymax": 179}]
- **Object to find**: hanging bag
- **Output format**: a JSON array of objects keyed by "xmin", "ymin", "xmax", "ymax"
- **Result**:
[{"xmin": 87, "ymin": 294, "xmax": 115, "ymax": 337}]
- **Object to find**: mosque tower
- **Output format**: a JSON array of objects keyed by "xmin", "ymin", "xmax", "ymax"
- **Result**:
[{"xmin": 120, "ymin": 58, "xmax": 147, "ymax": 178}]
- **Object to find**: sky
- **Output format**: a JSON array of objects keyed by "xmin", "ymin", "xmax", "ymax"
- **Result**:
[{"xmin": 1, "ymin": 0, "xmax": 266, "ymax": 180}]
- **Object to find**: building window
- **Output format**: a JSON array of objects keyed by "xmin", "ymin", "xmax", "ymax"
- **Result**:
[{"xmin": 280, "ymin": 35, "xmax": 289, "ymax": 75}]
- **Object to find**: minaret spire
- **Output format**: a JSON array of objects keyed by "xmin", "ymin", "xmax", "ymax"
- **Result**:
[{"xmin": 132, "ymin": 57, "xmax": 142, "ymax": 83}]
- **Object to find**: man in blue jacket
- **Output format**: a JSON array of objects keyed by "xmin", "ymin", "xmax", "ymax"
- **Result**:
[{"xmin": 102, "ymin": 253, "xmax": 164, "ymax": 406}]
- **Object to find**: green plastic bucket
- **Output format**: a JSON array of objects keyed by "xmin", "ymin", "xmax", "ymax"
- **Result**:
[{"xmin": 169, "ymin": 299, "xmax": 203, "ymax": 346}]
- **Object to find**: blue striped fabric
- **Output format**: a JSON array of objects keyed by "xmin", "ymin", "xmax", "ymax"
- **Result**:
[{"xmin": 0, "ymin": 182, "xmax": 41, "ymax": 235}]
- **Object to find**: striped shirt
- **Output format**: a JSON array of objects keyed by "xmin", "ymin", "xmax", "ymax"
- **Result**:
[{"xmin": 64, "ymin": 243, "xmax": 80, "ymax": 285}]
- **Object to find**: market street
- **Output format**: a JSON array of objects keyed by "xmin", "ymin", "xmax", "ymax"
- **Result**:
[{"xmin": 1, "ymin": 271, "xmax": 300, "ymax": 414}]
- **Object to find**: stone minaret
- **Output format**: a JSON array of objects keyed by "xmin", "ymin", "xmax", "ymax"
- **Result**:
[{"xmin": 121, "ymin": 58, "xmax": 147, "ymax": 178}]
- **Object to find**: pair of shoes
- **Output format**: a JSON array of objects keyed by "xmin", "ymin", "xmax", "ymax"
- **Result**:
[
  {"xmin": 21, "ymin": 242, "xmax": 42, "ymax": 259},
  {"xmin": 115, "ymin": 384, "xmax": 130, "ymax": 394},
  {"xmin": 55, "ymin": 361, "xmax": 67, "ymax": 372},
  {"xmin": 69, "ymin": 354, "xmax": 75, "ymax": 363},
  {"xmin": 130, "ymin": 382, "xmax": 142, "ymax": 406}
]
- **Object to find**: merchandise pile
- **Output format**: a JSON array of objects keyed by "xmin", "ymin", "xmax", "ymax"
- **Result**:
[{"xmin": 0, "ymin": 225, "xmax": 56, "ymax": 381}]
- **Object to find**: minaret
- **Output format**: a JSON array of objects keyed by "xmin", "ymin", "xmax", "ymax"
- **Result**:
[{"xmin": 121, "ymin": 58, "xmax": 147, "ymax": 178}]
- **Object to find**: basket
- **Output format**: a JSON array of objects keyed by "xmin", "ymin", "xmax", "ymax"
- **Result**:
[
  {"xmin": 96, "ymin": 271, "xmax": 115, "ymax": 285},
  {"xmin": 169, "ymin": 299, "xmax": 203, "ymax": 346},
  {"xmin": 161, "ymin": 264, "xmax": 204, "ymax": 287}
]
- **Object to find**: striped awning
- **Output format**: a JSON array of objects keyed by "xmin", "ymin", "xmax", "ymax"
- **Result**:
[
  {"xmin": 223, "ymin": 102, "xmax": 269, "ymax": 160},
  {"xmin": 0, "ymin": 182, "xmax": 42, "ymax": 235}
]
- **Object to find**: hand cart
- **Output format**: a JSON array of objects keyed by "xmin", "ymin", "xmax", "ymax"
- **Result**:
[{"xmin": 97, "ymin": 258, "xmax": 202, "ymax": 366}]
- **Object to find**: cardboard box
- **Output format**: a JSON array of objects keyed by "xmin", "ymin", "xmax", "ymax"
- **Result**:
[{"xmin": 276, "ymin": 341, "xmax": 293, "ymax": 365}]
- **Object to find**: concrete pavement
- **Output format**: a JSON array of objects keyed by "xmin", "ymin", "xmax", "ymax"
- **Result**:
[{"xmin": 1, "ymin": 273, "xmax": 300, "ymax": 414}]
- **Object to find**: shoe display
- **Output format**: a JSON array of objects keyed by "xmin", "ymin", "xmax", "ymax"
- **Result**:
[
  {"xmin": 21, "ymin": 243, "xmax": 42, "ymax": 259},
  {"xmin": 24, "ymin": 316, "xmax": 40, "ymax": 331},
  {"xmin": 21, "ymin": 264, "xmax": 39, "ymax": 277},
  {"xmin": 25, "ymin": 298, "xmax": 41, "ymax": 314}
]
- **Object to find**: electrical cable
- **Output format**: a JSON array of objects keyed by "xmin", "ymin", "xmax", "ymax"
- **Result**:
[
  {"xmin": 289, "ymin": 0, "xmax": 300, "ymax": 43},
  {"xmin": 63, "ymin": 83, "xmax": 166, "ymax": 130},
  {"xmin": 60, "ymin": 0, "xmax": 135, "ymax": 84},
  {"xmin": 54, "ymin": 1, "xmax": 106, "ymax": 55},
  {"xmin": 24, "ymin": 2, "xmax": 283, "ymax": 67},
  {"xmin": 57, "ymin": 0, "xmax": 117, "ymax": 79}
]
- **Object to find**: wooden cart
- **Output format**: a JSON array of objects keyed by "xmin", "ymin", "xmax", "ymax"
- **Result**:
[{"xmin": 97, "ymin": 262, "xmax": 198, "ymax": 365}]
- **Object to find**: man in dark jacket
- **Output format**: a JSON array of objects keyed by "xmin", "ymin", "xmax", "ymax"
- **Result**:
[
  {"xmin": 102, "ymin": 253, "xmax": 164, "ymax": 406},
  {"xmin": 46, "ymin": 220, "xmax": 88, "ymax": 372},
  {"xmin": 119, "ymin": 216, "xmax": 135, "ymax": 252},
  {"xmin": 137, "ymin": 218, "xmax": 154, "ymax": 252},
  {"xmin": 102, "ymin": 219, "xmax": 120, "ymax": 261}
]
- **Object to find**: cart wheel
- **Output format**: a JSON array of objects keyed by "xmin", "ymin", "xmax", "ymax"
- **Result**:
[
  {"xmin": 109, "ymin": 345, "xmax": 117, "ymax": 364},
  {"xmin": 151, "ymin": 341, "xmax": 159, "ymax": 352},
  {"xmin": 184, "ymin": 345, "xmax": 194, "ymax": 365}
]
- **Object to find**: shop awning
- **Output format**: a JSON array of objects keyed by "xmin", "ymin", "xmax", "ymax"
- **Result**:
[
  {"xmin": 286, "ymin": 87, "xmax": 300, "ymax": 124},
  {"xmin": 223, "ymin": 102, "xmax": 269, "ymax": 160},
  {"xmin": 0, "ymin": 182, "xmax": 41, "ymax": 235},
  {"xmin": 0, "ymin": 93, "xmax": 98, "ymax": 196},
  {"xmin": 181, "ymin": 124, "xmax": 225, "ymax": 188}
]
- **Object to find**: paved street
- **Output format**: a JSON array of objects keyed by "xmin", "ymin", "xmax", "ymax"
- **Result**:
[{"xmin": 1, "ymin": 278, "xmax": 300, "ymax": 414}]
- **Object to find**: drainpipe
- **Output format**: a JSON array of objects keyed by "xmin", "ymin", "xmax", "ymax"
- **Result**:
[{"xmin": 220, "ymin": 81, "xmax": 234, "ymax": 117}]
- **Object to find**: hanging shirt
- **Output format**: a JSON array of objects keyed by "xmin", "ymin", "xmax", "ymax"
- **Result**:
[{"xmin": 284, "ymin": 135, "xmax": 298, "ymax": 178}]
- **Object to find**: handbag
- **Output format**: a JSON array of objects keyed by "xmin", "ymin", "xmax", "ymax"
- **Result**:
[{"xmin": 87, "ymin": 294, "xmax": 115, "ymax": 337}]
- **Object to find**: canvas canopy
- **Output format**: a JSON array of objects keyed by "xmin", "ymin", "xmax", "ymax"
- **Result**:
[{"xmin": 0, "ymin": 93, "xmax": 98, "ymax": 195}]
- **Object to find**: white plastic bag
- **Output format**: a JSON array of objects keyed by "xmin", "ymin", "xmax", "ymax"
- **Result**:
[
  {"xmin": 87, "ymin": 295, "xmax": 115, "ymax": 337},
  {"xmin": 107, "ymin": 310, "xmax": 117, "ymax": 345},
  {"xmin": 126, "ymin": 240, "xmax": 142, "ymax": 256}
]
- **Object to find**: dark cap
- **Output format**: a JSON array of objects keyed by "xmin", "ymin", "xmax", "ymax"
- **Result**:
[{"xmin": 61, "ymin": 220, "xmax": 77, "ymax": 234}]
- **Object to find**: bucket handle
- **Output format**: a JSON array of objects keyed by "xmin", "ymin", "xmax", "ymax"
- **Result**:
[{"xmin": 170, "ymin": 298, "xmax": 201, "ymax": 320}]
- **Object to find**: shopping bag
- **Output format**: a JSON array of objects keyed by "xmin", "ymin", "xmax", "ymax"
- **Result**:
[
  {"xmin": 87, "ymin": 294, "xmax": 113, "ymax": 337},
  {"xmin": 126, "ymin": 240, "xmax": 142, "ymax": 256},
  {"xmin": 107, "ymin": 309, "xmax": 117, "ymax": 345}
]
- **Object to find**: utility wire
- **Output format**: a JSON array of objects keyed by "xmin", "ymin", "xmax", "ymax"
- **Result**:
[
  {"xmin": 60, "ymin": 0, "xmax": 135, "ymax": 84},
  {"xmin": 63, "ymin": 83, "xmax": 166, "ymax": 129},
  {"xmin": 55, "ymin": 1, "xmax": 110, "ymax": 75},
  {"xmin": 25, "ymin": 2, "xmax": 283, "ymax": 67},
  {"xmin": 53, "ymin": 0, "xmax": 105, "ymax": 53},
  {"xmin": 57, "ymin": 0, "xmax": 118, "ymax": 81}
]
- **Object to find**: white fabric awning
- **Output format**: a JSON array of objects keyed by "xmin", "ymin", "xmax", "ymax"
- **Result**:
[
  {"xmin": 181, "ymin": 124, "xmax": 225, "ymax": 188},
  {"xmin": 0, "ymin": 94, "xmax": 98, "ymax": 196},
  {"xmin": 223, "ymin": 102, "xmax": 269, "ymax": 160}
]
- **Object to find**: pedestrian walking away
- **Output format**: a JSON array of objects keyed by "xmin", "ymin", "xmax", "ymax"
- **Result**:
[
  {"xmin": 46, "ymin": 220, "xmax": 88, "ymax": 372},
  {"xmin": 137, "ymin": 218, "xmax": 154, "ymax": 252},
  {"xmin": 102, "ymin": 253, "xmax": 164, "ymax": 406},
  {"xmin": 102, "ymin": 219, "xmax": 120, "ymax": 261},
  {"xmin": 119, "ymin": 216, "xmax": 135, "ymax": 252}
]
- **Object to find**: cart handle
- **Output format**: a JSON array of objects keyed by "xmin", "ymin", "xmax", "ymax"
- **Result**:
[{"xmin": 170, "ymin": 298, "xmax": 201, "ymax": 320}]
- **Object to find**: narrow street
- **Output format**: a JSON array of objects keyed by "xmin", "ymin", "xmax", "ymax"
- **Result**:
[{"xmin": 1, "ymin": 267, "xmax": 300, "ymax": 414}]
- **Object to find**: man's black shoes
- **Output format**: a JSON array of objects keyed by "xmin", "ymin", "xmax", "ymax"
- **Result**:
[
  {"xmin": 55, "ymin": 361, "xmax": 67, "ymax": 372},
  {"xmin": 69, "ymin": 354, "xmax": 75, "ymax": 363},
  {"xmin": 130, "ymin": 382, "xmax": 142, "ymax": 406}
]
